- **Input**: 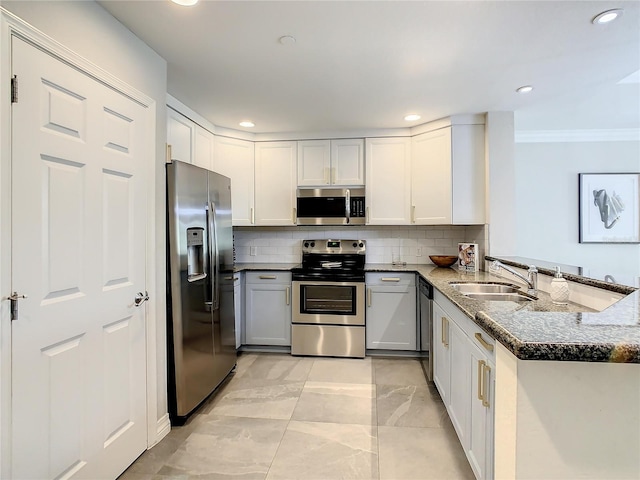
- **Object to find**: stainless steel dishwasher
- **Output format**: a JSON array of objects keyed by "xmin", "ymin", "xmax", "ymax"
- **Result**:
[{"xmin": 418, "ymin": 277, "xmax": 433, "ymax": 381}]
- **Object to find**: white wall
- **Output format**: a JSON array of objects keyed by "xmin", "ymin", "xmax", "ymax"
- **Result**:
[
  {"xmin": 0, "ymin": 0, "xmax": 169, "ymax": 455},
  {"xmin": 515, "ymin": 140, "xmax": 640, "ymax": 275}
]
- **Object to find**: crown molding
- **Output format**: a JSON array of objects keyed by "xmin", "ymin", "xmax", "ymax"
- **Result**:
[{"xmin": 515, "ymin": 128, "xmax": 640, "ymax": 143}]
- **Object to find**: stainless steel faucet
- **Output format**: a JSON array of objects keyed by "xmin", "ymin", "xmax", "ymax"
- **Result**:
[{"xmin": 490, "ymin": 260, "xmax": 538, "ymax": 295}]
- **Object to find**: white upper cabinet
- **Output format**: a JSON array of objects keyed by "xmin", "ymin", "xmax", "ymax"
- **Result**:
[
  {"xmin": 254, "ymin": 141, "xmax": 297, "ymax": 225},
  {"xmin": 411, "ymin": 124, "xmax": 485, "ymax": 225},
  {"xmin": 167, "ymin": 108, "xmax": 194, "ymax": 164},
  {"xmin": 297, "ymin": 140, "xmax": 331, "ymax": 186},
  {"xmin": 194, "ymin": 125, "xmax": 214, "ymax": 170},
  {"xmin": 297, "ymin": 139, "xmax": 364, "ymax": 187},
  {"xmin": 365, "ymin": 137, "xmax": 411, "ymax": 224},
  {"xmin": 331, "ymin": 138, "xmax": 365, "ymax": 186},
  {"xmin": 213, "ymin": 136, "xmax": 255, "ymax": 226}
]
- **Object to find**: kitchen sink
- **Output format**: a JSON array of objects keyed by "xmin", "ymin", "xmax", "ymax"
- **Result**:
[
  {"xmin": 462, "ymin": 292, "xmax": 534, "ymax": 302},
  {"xmin": 449, "ymin": 282, "xmax": 536, "ymax": 302},
  {"xmin": 450, "ymin": 282, "xmax": 521, "ymax": 294}
]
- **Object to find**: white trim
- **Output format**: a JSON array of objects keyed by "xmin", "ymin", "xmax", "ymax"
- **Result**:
[
  {"xmin": 153, "ymin": 414, "xmax": 171, "ymax": 448},
  {"xmin": 515, "ymin": 128, "xmax": 640, "ymax": 143},
  {"xmin": 0, "ymin": 8, "xmax": 162, "ymax": 475}
]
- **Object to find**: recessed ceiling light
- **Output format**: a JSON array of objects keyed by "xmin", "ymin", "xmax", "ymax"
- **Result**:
[
  {"xmin": 170, "ymin": 0, "xmax": 199, "ymax": 6},
  {"xmin": 592, "ymin": 9, "xmax": 624, "ymax": 24},
  {"xmin": 239, "ymin": 121, "xmax": 255, "ymax": 128},
  {"xmin": 404, "ymin": 114, "xmax": 421, "ymax": 121},
  {"xmin": 516, "ymin": 85, "xmax": 534, "ymax": 93},
  {"xmin": 279, "ymin": 35, "xmax": 296, "ymax": 45}
]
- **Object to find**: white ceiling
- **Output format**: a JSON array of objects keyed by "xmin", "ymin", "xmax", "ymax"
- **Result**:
[{"xmin": 98, "ymin": 0, "xmax": 640, "ymax": 134}]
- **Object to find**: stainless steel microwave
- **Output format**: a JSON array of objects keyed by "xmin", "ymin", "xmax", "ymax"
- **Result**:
[{"xmin": 296, "ymin": 188, "xmax": 366, "ymax": 225}]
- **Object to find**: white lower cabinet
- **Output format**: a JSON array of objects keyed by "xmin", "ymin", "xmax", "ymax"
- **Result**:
[
  {"xmin": 365, "ymin": 273, "xmax": 416, "ymax": 350},
  {"xmin": 244, "ymin": 272, "xmax": 292, "ymax": 346},
  {"xmin": 233, "ymin": 273, "xmax": 243, "ymax": 349},
  {"xmin": 433, "ymin": 290, "xmax": 494, "ymax": 480}
]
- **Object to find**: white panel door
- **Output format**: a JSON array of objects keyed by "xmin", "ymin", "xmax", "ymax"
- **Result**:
[
  {"xmin": 297, "ymin": 140, "xmax": 330, "ymax": 186},
  {"xmin": 411, "ymin": 129, "xmax": 452, "ymax": 224},
  {"xmin": 213, "ymin": 136, "xmax": 255, "ymax": 226},
  {"xmin": 254, "ymin": 142, "xmax": 296, "ymax": 225},
  {"xmin": 10, "ymin": 37, "xmax": 148, "ymax": 480},
  {"xmin": 365, "ymin": 137, "xmax": 411, "ymax": 224},
  {"xmin": 331, "ymin": 139, "xmax": 364, "ymax": 186},
  {"xmin": 193, "ymin": 125, "xmax": 214, "ymax": 170},
  {"xmin": 167, "ymin": 108, "xmax": 194, "ymax": 163}
]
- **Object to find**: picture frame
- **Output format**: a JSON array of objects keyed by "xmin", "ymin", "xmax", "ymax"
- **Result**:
[
  {"xmin": 579, "ymin": 173, "xmax": 640, "ymax": 244},
  {"xmin": 458, "ymin": 242, "xmax": 479, "ymax": 271}
]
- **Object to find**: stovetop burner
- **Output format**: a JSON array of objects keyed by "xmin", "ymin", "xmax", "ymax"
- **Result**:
[{"xmin": 292, "ymin": 239, "xmax": 366, "ymax": 282}]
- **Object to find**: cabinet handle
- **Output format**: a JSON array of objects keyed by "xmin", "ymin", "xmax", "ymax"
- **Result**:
[
  {"xmin": 367, "ymin": 288, "xmax": 372, "ymax": 307},
  {"xmin": 482, "ymin": 363, "xmax": 491, "ymax": 408},
  {"xmin": 366, "ymin": 207, "xmax": 370, "ymax": 223},
  {"xmin": 441, "ymin": 317, "xmax": 449, "ymax": 347},
  {"xmin": 475, "ymin": 332, "xmax": 494, "ymax": 352},
  {"xmin": 292, "ymin": 208, "xmax": 297, "ymax": 224},
  {"xmin": 381, "ymin": 277, "xmax": 400, "ymax": 282},
  {"xmin": 251, "ymin": 207, "xmax": 254, "ymax": 224},
  {"xmin": 478, "ymin": 360, "xmax": 486, "ymax": 403},
  {"xmin": 324, "ymin": 167, "xmax": 329, "ymax": 184},
  {"xmin": 285, "ymin": 286, "xmax": 290, "ymax": 305},
  {"xmin": 259, "ymin": 275, "xmax": 277, "ymax": 280},
  {"xmin": 411, "ymin": 205, "xmax": 416, "ymax": 223},
  {"xmin": 166, "ymin": 144, "xmax": 172, "ymax": 163},
  {"xmin": 331, "ymin": 167, "xmax": 336, "ymax": 184}
]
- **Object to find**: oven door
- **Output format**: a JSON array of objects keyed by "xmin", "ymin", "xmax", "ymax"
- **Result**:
[{"xmin": 292, "ymin": 281, "xmax": 364, "ymax": 326}]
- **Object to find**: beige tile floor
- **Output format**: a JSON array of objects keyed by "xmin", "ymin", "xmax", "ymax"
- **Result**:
[{"xmin": 120, "ymin": 353, "xmax": 474, "ymax": 480}]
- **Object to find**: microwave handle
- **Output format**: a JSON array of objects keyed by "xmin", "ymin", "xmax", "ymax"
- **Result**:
[{"xmin": 345, "ymin": 189, "xmax": 350, "ymax": 224}]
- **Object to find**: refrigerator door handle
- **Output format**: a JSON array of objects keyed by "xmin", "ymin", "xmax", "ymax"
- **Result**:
[{"xmin": 209, "ymin": 200, "xmax": 220, "ymax": 310}]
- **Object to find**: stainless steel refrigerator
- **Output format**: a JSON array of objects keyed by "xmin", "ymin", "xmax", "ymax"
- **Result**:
[{"xmin": 166, "ymin": 160, "xmax": 236, "ymax": 425}]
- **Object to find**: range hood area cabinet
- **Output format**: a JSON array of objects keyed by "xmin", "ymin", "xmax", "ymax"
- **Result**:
[
  {"xmin": 411, "ymin": 124, "xmax": 486, "ymax": 225},
  {"xmin": 297, "ymin": 139, "xmax": 365, "ymax": 187}
]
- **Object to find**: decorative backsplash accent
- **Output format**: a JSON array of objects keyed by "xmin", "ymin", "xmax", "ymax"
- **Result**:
[{"xmin": 234, "ymin": 225, "xmax": 487, "ymax": 267}]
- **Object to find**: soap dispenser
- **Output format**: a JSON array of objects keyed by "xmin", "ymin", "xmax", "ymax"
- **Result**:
[{"xmin": 550, "ymin": 266, "xmax": 570, "ymax": 305}]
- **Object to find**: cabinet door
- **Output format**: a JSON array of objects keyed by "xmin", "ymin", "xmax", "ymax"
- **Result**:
[
  {"xmin": 365, "ymin": 137, "xmax": 411, "ymax": 224},
  {"xmin": 365, "ymin": 281, "xmax": 416, "ymax": 350},
  {"xmin": 331, "ymin": 139, "xmax": 364, "ymax": 186},
  {"xmin": 297, "ymin": 140, "xmax": 331, "ymax": 186},
  {"xmin": 432, "ymin": 301, "xmax": 451, "ymax": 404},
  {"xmin": 448, "ymin": 318, "xmax": 471, "ymax": 450},
  {"xmin": 451, "ymin": 124, "xmax": 486, "ymax": 224},
  {"xmin": 245, "ymin": 279, "xmax": 291, "ymax": 346},
  {"xmin": 213, "ymin": 136, "xmax": 255, "ymax": 226},
  {"xmin": 194, "ymin": 125, "xmax": 214, "ymax": 170},
  {"xmin": 411, "ymin": 129, "xmax": 452, "ymax": 224},
  {"xmin": 167, "ymin": 108, "xmax": 194, "ymax": 163},
  {"xmin": 467, "ymin": 342, "xmax": 493, "ymax": 480},
  {"xmin": 234, "ymin": 274, "xmax": 242, "ymax": 349},
  {"xmin": 255, "ymin": 142, "xmax": 297, "ymax": 225}
]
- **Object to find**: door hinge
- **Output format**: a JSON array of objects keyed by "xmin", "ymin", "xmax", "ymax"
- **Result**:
[{"xmin": 11, "ymin": 75, "xmax": 18, "ymax": 103}]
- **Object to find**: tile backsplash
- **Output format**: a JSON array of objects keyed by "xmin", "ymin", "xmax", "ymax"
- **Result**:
[{"xmin": 235, "ymin": 225, "xmax": 487, "ymax": 267}]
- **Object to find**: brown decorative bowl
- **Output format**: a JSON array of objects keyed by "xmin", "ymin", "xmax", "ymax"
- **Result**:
[{"xmin": 429, "ymin": 255, "xmax": 458, "ymax": 268}]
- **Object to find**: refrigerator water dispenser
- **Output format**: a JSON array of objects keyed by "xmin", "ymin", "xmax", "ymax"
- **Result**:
[{"xmin": 186, "ymin": 227, "xmax": 206, "ymax": 282}]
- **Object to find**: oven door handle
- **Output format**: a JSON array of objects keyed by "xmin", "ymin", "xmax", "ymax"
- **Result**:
[{"xmin": 345, "ymin": 189, "xmax": 350, "ymax": 224}]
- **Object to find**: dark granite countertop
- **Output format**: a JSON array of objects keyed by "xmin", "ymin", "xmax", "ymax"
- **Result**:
[{"xmin": 234, "ymin": 262, "xmax": 640, "ymax": 363}]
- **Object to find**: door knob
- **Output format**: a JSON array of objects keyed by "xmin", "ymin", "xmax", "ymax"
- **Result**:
[{"xmin": 134, "ymin": 291, "xmax": 149, "ymax": 307}]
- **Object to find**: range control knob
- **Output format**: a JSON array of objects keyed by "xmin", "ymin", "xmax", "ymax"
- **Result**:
[
  {"xmin": 304, "ymin": 242, "xmax": 309, "ymax": 248},
  {"xmin": 359, "ymin": 242, "xmax": 364, "ymax": 247},
  {"xmin": 352, "ymin": 242, "xmax": 358, "ymax": 248},
  {"xmin": 310, "ymin": 242, "xmax": 315, "ymax": 247}
]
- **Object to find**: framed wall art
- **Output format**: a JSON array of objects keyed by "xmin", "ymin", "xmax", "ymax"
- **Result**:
[{"xmin": 579, "ymin": 173, "xmax": 640, "ymax": 244}]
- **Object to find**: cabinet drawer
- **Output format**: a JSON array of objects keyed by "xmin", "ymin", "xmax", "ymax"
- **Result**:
[
  {"xmin": 365, "ymin": 272, "xmax": 415, "ymax": 287},
  {"xmin": 434, "ymin": 290, "xmax": 495, "ymax": 361},
  {"xmin": 246, "ymin": 271, "xmax": 292, "ymax": 284}
]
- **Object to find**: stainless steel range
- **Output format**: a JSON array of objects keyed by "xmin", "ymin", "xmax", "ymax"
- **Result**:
[{"xmin": 291, "ymin": 239, "xmax": 366, "ymax": 358}]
